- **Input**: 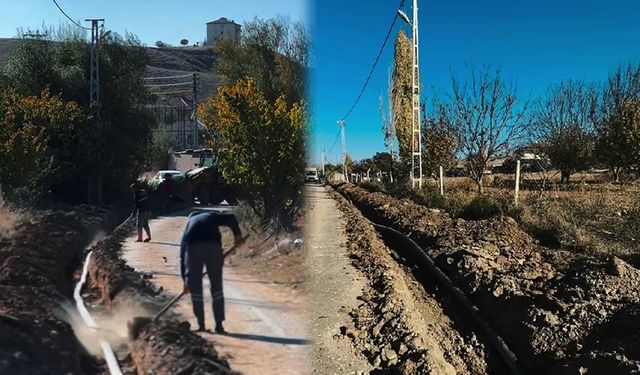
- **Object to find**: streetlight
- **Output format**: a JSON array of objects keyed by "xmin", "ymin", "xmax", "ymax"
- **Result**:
[
  {"xmin": 397, "ymin": 0, "xmax": 423, "ymax": 189},
  {"xmin": 397, "ymin": 10, "xmax": 411, "ymax": 25}
]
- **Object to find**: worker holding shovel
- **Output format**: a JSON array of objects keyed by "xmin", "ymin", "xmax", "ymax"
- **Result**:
[
  {"xmin": 130, "ymin": 182, "xmax": 152, "ymax": 242},
  {"xmin": 180, "ymin": 211, "xmax": 245, "ymax": 333}
]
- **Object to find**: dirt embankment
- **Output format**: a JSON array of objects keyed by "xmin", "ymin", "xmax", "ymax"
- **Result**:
[
  {"xmin": 0, "ymin": 206, "xmax": 116, "ymax": 374},
  {"xmin": 86, "ymin": 214, "xmax": 234, "ymax": 374},
  {"xmin": 333, "ymin": 183, "xmax": 640, "ymax": 374},
  {"xmin": 329, "ymin": 189, "xmax": 507, "ymax": 374}
]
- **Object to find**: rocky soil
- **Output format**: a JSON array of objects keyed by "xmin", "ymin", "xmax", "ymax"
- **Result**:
[
  {"xmin": 333, "ymin": 183, "xmax": 640, "ymax": 375},
  {"xmin": 129, "ymin": 320, "xmax": 237, "ymax": 375},
  {"xmin": 0, "ymin": 206, "xmax": 116, "ymax": 374},
  {"xmin": 330, "ymin": 189, "xmax": 509, "ymax": 374}
]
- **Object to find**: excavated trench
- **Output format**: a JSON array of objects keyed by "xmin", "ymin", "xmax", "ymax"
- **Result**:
[
  {"xmin": 332, "ymin": 183, "xmax": 640, "ymax": 375},
  {"xmin": 330, "ymin": 188, "xmax": 512, "ymax": 374},
  {"xmin": 0, "ymin": 206, "xmax": 119, "ymax": 374},
  {"xmin": 0, "ymin": 208, "xmax": 235, "ymax": 375}
]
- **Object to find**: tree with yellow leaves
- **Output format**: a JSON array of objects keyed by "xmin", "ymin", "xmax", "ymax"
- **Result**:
[
  {"xmin": 0, "ymin": 88, "xmax": 84, "ymax": 193},
  {"xmin": 198, "ymin": 79, "xmax": 306, "ymax": 220}
]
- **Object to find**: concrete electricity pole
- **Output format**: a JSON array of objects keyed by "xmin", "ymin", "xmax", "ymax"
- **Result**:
[
  {"xmin": 338, "ymin": 119, "xmax": 348, "ymax": 182},
  {"xmin": 398, "ymin": 0, "xmax": 423, "ymax": 189},
  {"xmin": 321, "ymin": 146, "xmax": 326, "ymax": 176}
]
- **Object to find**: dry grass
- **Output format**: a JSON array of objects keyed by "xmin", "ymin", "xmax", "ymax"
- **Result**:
[
  {"xmin": 374, "ymin": 173, "xmax": 640, "ymax": 263},
  {"xmin": 516, "ymin": 183, "xmax": 640, "ymax": 260}
]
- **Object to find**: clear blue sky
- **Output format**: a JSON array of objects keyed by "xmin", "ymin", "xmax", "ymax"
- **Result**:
[
  {"xmin": 310, "ymin": 0, "xmax": 640, "ymax": 164},
  {"xmin": 0, "ymin": 0, "xmax": 309, "ymax": 45}
]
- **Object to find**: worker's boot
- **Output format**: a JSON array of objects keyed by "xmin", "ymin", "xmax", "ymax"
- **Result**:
[
  {"xmin": 135, "ymin": 229, "xmax": 143, "ymax": 242},
  {"xmin": 215, "ymin": 322, "xmax": 226, "ymax": 334}
]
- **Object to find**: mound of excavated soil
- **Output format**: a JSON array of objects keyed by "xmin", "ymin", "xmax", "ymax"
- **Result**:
[
  {"xmin": 330, "ymin": 190, "xmax": 503, "ymax": 374},
  {"xmin": 334, "ymin": 183, "xmax": 640, "ymax": 374},
  {"xmin": 0, "ymin": 207, "xmax": 116, "ymax": 374},
  {"xmin": 129, "ymin": 319, "xmax": 236, "ymax": 375}
]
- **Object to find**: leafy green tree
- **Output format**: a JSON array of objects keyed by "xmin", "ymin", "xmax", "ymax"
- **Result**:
[
  {"xmin": 198, "ymin": 79, "xmax": 306, "ymax": 221},
  {"xmin": 214, "ymin": 17, "xmax": 308, "ymax": 105},
  {"xmin": 597, "ymin": 100, "xmax": 640, "ymax": 180},
  {"xmin": 531, "ymin": 80, "xmax": 597, "ymax": 183},
  {"xmin": 596, "ymin": 64, "xmax": 640, "ymax": 181},
  {"xmin": 422, "ymin": 103, "xmax": 458, "ymax": 177},
  {"xmin": 0, "ymin": 88, "xmax": 85, "ymax": 194},
  {"xmin": 148, "ymin": 130, "xmax": 179, "ymax": 171},
  {"xmin": 391, "ymin": 30, "xmax": 412, "ymax": 178},
  {"xmin": 371, "ymin": 152, "xmax": 394, "ymax": 172},
  {"xmin": 1, "ymin": 32, "xmax": 154, "ymax": 203}
]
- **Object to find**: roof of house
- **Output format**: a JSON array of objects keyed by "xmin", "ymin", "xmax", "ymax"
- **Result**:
[{"xmin": 207, "ymin": 17, "xmax": 239, "ymax": 25}]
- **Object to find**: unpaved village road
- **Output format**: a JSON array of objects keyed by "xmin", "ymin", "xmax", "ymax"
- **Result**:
[
  {"xmin": 304, "ymin": 185, "xmax": 373, "ymax": 374},
  {"xmin": 122, "ymin": 210, "xmax": 309, "ymax": 375}
]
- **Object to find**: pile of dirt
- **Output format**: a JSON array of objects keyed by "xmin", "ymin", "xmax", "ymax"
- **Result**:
[
  {"xmin": 334, "ymin": 183, "xmax": 640, "ymax": 374},
  {"xmin": 330, "ymin": 189, "xmax": 504, "ymax": 374},
  {"xmin": 87, "ymin": 214, "xmax": 160, "ymax": 310},
  {"xmin": 0, "ymin": 206, "xmax": 116, "ymax": 374},
  {"xmin": 129, "ymin": 319, "xmax": 236, "ymax": 374}
]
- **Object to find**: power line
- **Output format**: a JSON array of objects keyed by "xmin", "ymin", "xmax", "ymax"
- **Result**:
[
  {"xmin": 143, "ymin": 74, "xmax": 193, "ymax": 81},
  {"xmin": 328, "ymin": 128, "xmax": 341, "ymax": 153},
  {"xmin": 51, "ymin": 0, "xmax": 92, "ymax": 30},
  {"xmin": 339, "ymin": 0, "xmax": 404, "ymax": 121},
  {"xmin": 143, "ymin": 81, "xmax": 192, "ymax": 88},
  {"xmin": 148, "ymin": 90, "xmax": 192, "ymax": 96}
]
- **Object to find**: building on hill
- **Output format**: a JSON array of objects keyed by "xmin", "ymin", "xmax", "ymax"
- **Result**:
[{"xmin": 206, "ymin": 17, "xmax": 241, "ymax": 46}]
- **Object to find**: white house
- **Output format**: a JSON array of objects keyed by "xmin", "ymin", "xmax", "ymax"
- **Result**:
[{"xmin": 206, "ymin": 17, "xmax": 241, "ymax": 46}]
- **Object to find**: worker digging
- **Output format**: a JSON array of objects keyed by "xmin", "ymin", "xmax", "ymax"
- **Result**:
[{"xmin": 180, "ymin": 211, "xmax": 245, "ymax": 333}]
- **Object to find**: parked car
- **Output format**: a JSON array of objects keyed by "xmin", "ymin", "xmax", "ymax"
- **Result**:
[{"xmin": 152, "ymin": 170, "xmax": 184, "ymax": 182}]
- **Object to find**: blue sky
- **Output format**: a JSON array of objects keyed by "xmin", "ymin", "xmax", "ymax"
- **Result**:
[
  {"xmin": 310, "ymin": 0, "xmax": 640, "ymax": 164},
  {"xmin": 0, "ymin": 0, "xmax": 309, "ymax": 45}
]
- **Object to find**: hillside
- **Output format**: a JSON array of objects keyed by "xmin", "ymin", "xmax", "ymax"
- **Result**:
[{"xmin": 0, "ymin": 38, "xmax": 219, "ymax": 102}]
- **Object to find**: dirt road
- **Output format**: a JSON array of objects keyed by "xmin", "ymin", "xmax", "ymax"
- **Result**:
[
  {"xmin": 303, "ymin": 185, "xmax": 373, "ymax": 374},
  {"xmin": 122, "ymin": 210, "xmax": 309, "ymax": 375}
]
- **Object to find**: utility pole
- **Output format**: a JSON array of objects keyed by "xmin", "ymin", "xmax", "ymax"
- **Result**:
[
  {"xmin": 192, "ymin": 72, "xmax": 199, "ymax": 149},
  {"xmin": 338, "ymin": 119, "xmax": 348, "ymax": 182},
  {"xmin": 410, "ymin": 0, "xmax": 423, "ymax": 189},
  {"xmin": 87, "ymin": 18, "xmax": 105, "ymax": 206},
  {"xmin": 321, "ymin": 146, "xmax": 325, "ymax": 176},
  {"xmin": 399, "ymin": 1, "xmax": 423, "ymax": 188}
]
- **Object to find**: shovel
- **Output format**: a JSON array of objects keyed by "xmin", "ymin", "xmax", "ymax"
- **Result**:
[{"xmin": 128, "ymin": 236, "xmax": 247, "ymax": 339}]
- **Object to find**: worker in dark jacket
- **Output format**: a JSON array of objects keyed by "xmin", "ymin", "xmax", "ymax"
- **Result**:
[
  {"xmin": 130, "ymin": 183, "xmax": 151, "ymax": 242},
  {"xmin": 180, "ymin": 211, "xmax": 244, "ymax": 333}
]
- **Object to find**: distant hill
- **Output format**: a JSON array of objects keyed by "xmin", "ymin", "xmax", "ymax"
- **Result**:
[
  {"xmin": 144, "ymin": 46, "xmax": 219, "ymax": 102},
  {"xmin": 0, "ymin": 38, "xmax": 219, "ymax": 102}
]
